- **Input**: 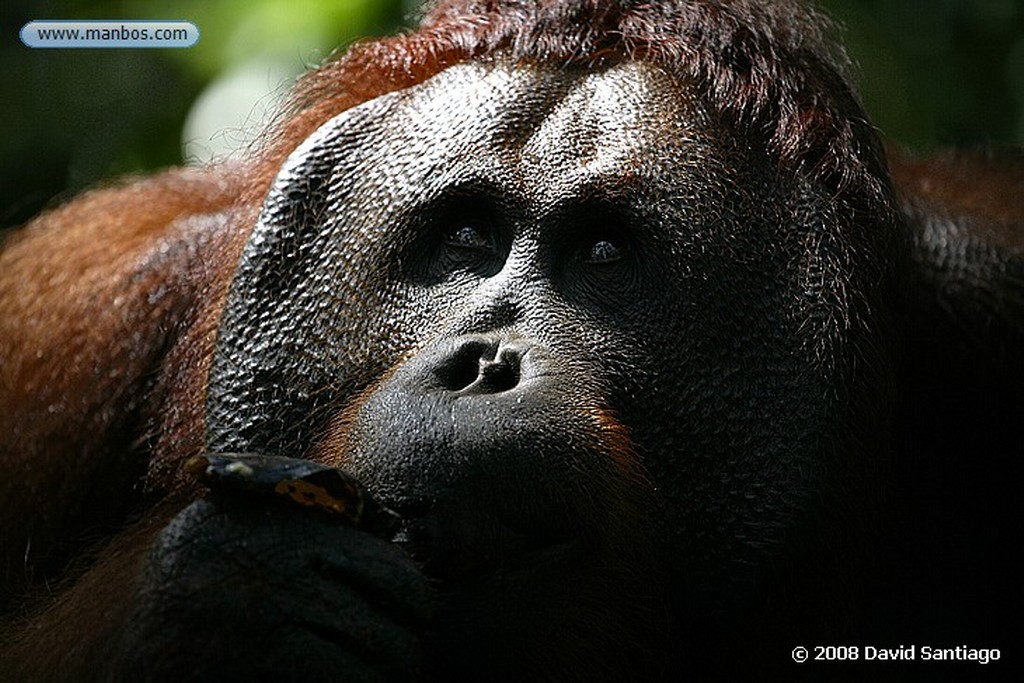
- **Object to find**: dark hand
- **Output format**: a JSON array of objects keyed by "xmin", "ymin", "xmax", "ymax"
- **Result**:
[{"xmin": 103, "ymin": 455, "xmax": 432, "ymax": 683}]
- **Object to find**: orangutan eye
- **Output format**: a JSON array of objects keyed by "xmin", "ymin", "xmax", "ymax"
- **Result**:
[
  {"xmin": 582, "ymin": 239, "xmax": 623, "ymax": 264},
  {"xmin": 444, "ymin": 224, "xmax": 491, "ymax": 250}
]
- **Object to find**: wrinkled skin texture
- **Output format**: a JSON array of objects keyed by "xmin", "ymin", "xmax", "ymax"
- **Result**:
[
  {"xmin": 1, "ymin": 4, "xmax": 1021, "ymax": 682},
  {"xmin": 204, "ymin": 61, "xmax": 894, "ymax": 678}
]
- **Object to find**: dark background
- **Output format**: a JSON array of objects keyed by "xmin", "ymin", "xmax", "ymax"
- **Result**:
[{"xmin": 2, "ymin": 0, "xmax": 1022, "ymax": 229}]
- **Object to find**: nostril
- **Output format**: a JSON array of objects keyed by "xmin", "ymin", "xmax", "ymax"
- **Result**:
[
  {"xmin": 433, "ymin": 338, "xmax": 527, "ymax": 395},
  {"xmin": 477, "ymin": 351, "xmax": 521, "ymax": 393},
  {"xmin": 435, "ymin": 339, "xmax": 495, "ymax": 392}
]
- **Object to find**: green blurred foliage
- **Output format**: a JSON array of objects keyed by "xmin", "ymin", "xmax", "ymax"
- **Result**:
[
  {"xmin": 2, "ymin": 0, "xmax": 1022, "ymax": 229},
  {"xmin": 122, "ymin": 0, "xmax": 405, "ymax": 79},
  {"xmin": 0, "ymin": 0, "xmax": 409, "ymax": 228},
  {"xmin": 820, "ymin": 0, "xmax": 1024, "ymax": 150}
]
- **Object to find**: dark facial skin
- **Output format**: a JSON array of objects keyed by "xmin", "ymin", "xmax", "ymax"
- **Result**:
[{"xmin": 154, "ymin": 59, "xmax": 897, "ymax": 680}]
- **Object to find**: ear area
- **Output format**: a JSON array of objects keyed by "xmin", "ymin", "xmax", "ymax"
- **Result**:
[
  {"xmin": 886, "ymin": 149, "xmax": 1023, "ymax": 644},
  {"xmin": 892, "ymin": 150, "xmax": 1024, "ymax": 386}
]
